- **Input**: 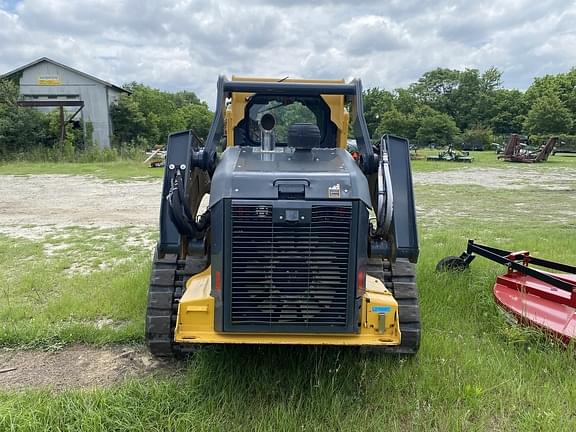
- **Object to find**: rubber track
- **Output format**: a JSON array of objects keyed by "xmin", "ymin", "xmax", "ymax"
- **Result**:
[
  {"xmin": 366, "ymin": 257, "xmax": 421, "ymax": 354},
  {"xmin": 145, "ymin": 246, "xmax": 208, "ymax": 358}
]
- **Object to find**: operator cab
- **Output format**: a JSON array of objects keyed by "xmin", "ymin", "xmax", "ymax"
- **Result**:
[{"xmin": 233, "ymin": 95, "xmax": 338, "ymax": 149}]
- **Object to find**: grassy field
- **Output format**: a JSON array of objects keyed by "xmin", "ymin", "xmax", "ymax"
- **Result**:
[
  {"xmin": 0, "ymin": 149, "xmax": 574, "ymax": 179},
  {"xmin": 0, "ymin": 227, "xmax": 154, "ymax": 348},
  {"xmin": 411, "ymin": 148, "xmax": 576, "ymax": 171},
  {"xmin": 0, "ymin": 152, "xmax": 575, "ymax": 431},
  {"xmin": 0, "ymin": 160, "xmax": 163, "ymax": 181}
]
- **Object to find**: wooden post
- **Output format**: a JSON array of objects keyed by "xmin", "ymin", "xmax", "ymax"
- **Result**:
[{"xmin": 59, "ymin": 106, "xmax": 65, "ymax": 142}]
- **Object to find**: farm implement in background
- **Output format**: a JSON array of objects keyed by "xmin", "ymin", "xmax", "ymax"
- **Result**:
[
  {"xmin": 437, "ymin": 240, "xmax": 576, "ymax": 346},
  {"xmin": 410, "ymin": 145, "xmax": 424, "ymax": 160},
  {"xmin": 498, "ymin": 134, "xmax": 557, "ymax": 163},
  {"xmin": 144, "ymin": 146, "xmax": 167, "ymax": 168},
  {"xmin": 426, "ymin": 145, "xmax": 473, "ymax": 163},
  {"xmin": 552, "ymin": 141, "xmax": 576, "ymax": 156}
]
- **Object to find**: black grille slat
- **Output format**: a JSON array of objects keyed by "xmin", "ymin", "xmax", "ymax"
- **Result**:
[
  {"xmin": 230, "ymin": 295, "xmax": 348, "ymax": 300},
  {"xmin": 229, "ymin": 203, "xmax": 353, "ymax": 330}
]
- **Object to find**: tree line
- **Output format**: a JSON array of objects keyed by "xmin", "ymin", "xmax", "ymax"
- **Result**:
[
  {"xmin": 1, "ymin": 66, "xmax": 576, "ymax": 160},
  {"xmin": 110, "ymin": 82, "xmax": 213, "ymax": 149},
  {"xmin": 109, "ymin": 67, "xmax": 576, "ymax": 150},
  {"xmin": 364, "ymin": 67, "xmax": 576, "ymax": 148}
]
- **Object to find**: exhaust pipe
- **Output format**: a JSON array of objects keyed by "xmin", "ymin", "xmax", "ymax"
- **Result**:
[{"xmin": 260, "ymin": 113, "xmax": 276, "ymax": 152}]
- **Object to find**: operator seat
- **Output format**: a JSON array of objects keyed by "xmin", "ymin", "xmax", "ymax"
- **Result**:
[{"xmin": 287, "ymin": 123, "xmax": 323, "ymax": 149}]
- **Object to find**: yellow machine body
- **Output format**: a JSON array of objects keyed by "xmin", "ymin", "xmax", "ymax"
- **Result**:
[
  {"xmin": 174, "ymin": 267, "xmax": 401, "ymax": 346},
  {"xmin": 174, "ymin": 77, "xmax": 398, "ymax": 347}
]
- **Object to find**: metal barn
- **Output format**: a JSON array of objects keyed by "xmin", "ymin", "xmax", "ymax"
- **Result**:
[{"xmin": 1, "ymin": 57, "xmax": 128, "ymax": 148}]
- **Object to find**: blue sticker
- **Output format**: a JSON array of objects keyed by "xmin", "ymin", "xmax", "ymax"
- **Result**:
[{"xmin": 371, "ymin": 306, "xmax": 392, "ymax": 313}]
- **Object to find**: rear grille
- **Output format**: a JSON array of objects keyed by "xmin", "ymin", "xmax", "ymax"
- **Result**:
[{"xmin": 229, "ymin": 202, "xmax": 353, "ymax": 330}]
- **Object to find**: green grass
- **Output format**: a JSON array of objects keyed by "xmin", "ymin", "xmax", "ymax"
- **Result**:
[
  {"xmin": 1, "ymin": 149, "xmax": 574, "ymax": 180},
  {"xmin": 411, "ymin": 148, "xmax": 576, "ymax": 171},
  {"xmin": 0, "ymin": 158, "xmax": 575, "ymax": 430},
  {"xmin": 417, "ymin": 185, "xmax": 576, "ymax": 229},
  {"xmin": 0, "ymin": 160, "xmax": 163, "ymax": 181},
  {"xmin": 0, "ymin": 227, "xmax": 155, "ymax": 347},
  {"xmin": 1, "ymin": 341, "xmax": 574, "ymax": 431}
]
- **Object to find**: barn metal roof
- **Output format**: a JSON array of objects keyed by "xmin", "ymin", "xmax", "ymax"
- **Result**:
[{"xmin": 0, "ymin": 57, "xmax": 129, "ymax": 93}]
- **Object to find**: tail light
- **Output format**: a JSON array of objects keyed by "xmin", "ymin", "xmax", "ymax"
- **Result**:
[
  {"xmin": 215, "ymin": 270, "xmax": 222, "ymax": 292},
  {"xmin": 357, "ymin": 269, "xmax": 366, "ymax": 296}
]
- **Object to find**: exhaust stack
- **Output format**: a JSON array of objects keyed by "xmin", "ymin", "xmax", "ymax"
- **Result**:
[{"xmin": 260, "ymin": 113, "xmax": 276, "ymax": 152}]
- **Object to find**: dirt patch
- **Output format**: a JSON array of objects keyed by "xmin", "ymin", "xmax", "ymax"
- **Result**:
[
  {"xmin": 413, "ymin": 167, "xmax": 576, "ymax": 190},
  {"xmin": 0, "ymin": 344, "xmax": 180, "ymax": 391},
  {"xmin": 0, "ymin": 175, "xmax": 161, "ymax": 239},
  {"xmin": 0, "ymin": 169, "xmax": 573, "ymax": 241}
]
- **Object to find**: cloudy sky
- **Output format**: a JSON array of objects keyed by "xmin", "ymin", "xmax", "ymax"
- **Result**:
[{"xmin": 1, "ymin": 0, "xmax": 575, "ymax": 105}]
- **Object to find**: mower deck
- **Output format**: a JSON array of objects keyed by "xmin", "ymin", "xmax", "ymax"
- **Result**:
[
  {"xmin": 439, "ymin": 240, "xmax": 576, "ymax": 346},
  {"xmin": 494, "ymin": 272, "xmax": 576, "ymax": 344}
]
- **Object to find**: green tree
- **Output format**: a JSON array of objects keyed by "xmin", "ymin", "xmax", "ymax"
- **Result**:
[
  {"xmin": 0, "ymin": 79, "xmax": 19, "ymax": 108},
  {"xmin": 111, "ymin": 83, "xmax": 212, "ymax": 147},
  {"xmin": 394, "ymin": 88, "xmax": 420, "ymax": 114},
  {"xmin": 375, "ymin": 109, "xmax": 419, "ymax": 140},
  {"xmin": 409, "ymin": 67, "xmax": 502, "ymax": 131},
  {"xmin": 0, "ymin": 79, "xmax": 53, "ymax": 158},
  {"xmin": 173, "ymin": 90, "xmax": 201, "ymax": 107},
  {"xmin": 122, "ymin": 82, "xmax": 176, "ymax": 116},
  {"xmin": 450, "ymin": 68, "xmax": 501, "ymax": 130},
  {"xmin": 479, "ymin": 66, "xmax": 503, "ymax": 92},
  {"xmin": 416, "ymin": 112, "xmax": 460, "ymax": 147},
  {"xmin": 109, "ymin": 95, "xmax": 148, "ymax": 145},
  {"xmin": 524, "ymin": 94, "xmax": 573, "ymax": 134},
  {"xmin": 461, "ymin": 126, "xmax": 494, "ymax": 150},
  {"xmin": 175, "ymin": 103, "xmax": 214, "ymax": 139},
  {"xmin": 525, "ymin": 69, "xmax": 576, "ymax": 120},
  {"xmin": 408, "ymin": 68, "xmax": 460, "ymax": 114},
  {"xmin": 363, "ymin": 88, "xmax": 394, "ymax": 136},
  {"xmin": 489, "ymin": 89, "xmax": 528, "ymax": 134},
  {"xmin": 0, "ymin": 105, "xmax": 51, "ymax": 157}
]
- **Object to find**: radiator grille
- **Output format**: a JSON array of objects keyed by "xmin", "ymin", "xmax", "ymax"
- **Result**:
[{"xmin": 229, "ymin": 203, "xmax": 353, "ymax": 330}]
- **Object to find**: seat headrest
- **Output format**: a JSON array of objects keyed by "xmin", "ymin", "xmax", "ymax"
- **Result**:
[{"xmin": 287, "ymin": 123, "xmax": 321, "ymax": 150}]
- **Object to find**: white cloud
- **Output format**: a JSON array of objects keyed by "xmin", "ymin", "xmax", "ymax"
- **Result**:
[
  {"xmin": 340, "ymin": 15, "xmax": 410, "ymax": 55},
  {"xmin": 0, "ymin": 0, "xmax": 575, "ymax": 106}
]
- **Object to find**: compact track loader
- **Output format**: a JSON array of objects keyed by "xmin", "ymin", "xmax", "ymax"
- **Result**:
[{"xmin": 146, "ymin": 77, "xmax": 420, "ymax": 357}]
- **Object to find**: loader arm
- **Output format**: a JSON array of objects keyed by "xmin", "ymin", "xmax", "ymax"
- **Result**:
[
  {"xmin": 383, "ymin": 134, "xmax": 419, "ymax": 263},
  {"xmin": 159, "ymin": 130, "xmax": 210, "ymax": 255}
]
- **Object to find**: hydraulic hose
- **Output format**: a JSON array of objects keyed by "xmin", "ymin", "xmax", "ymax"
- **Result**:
[
  {"xmin": 377, "ymin": 136, "xmax": 394, "ymax": 237},
  {"xmin": 166, "ymin": 169, "xmax": 210, "ymax": 239}
]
